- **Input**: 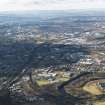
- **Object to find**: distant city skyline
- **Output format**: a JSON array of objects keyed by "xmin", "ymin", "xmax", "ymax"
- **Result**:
[{"xmin": 0, "ymin": 0, "xmax": 105, "ymax": 11}]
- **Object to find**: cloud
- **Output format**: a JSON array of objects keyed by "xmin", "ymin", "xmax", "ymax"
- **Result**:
[{"xmin": 0, "ymin": 0, "xmax": 105, "ymax": 11}]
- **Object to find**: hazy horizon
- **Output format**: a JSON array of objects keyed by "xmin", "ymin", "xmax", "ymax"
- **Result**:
[{"xmin": 0, "ymin": 0, "xmax": 105, "ymax": 11}]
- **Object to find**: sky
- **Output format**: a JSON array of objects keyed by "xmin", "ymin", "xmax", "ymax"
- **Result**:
[{"xmin": 0, "ymin": 0, "xmax": 105, "ymax": 11}]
